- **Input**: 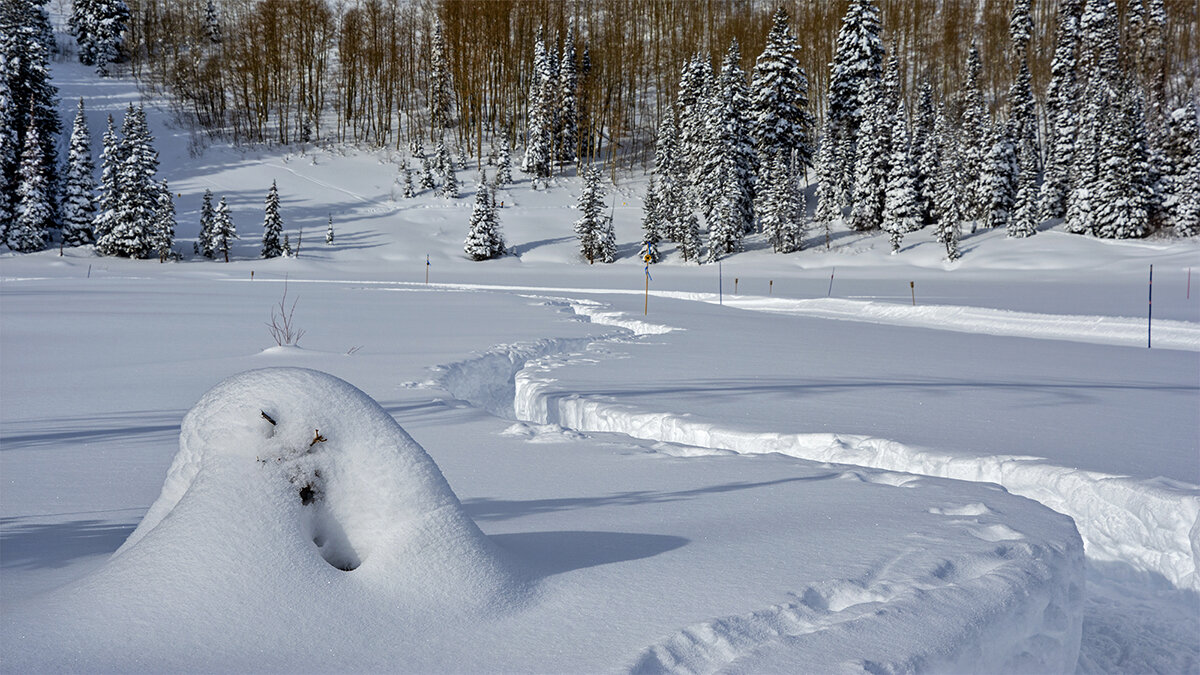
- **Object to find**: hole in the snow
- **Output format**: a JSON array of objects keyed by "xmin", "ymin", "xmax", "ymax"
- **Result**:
[{"xmin": 299, "ymin": 484, "xmax": 316, "ymax": 505}]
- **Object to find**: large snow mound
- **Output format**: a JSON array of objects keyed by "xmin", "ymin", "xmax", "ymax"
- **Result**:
[{"xmin": 1, "ymin": 368, "xmax": 525, "ymax": 671}]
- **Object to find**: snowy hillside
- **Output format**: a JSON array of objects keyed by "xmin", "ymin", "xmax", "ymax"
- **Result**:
[{"xmin": 2, "ymin": 53, "xmax": 1199, "ymax": 673}]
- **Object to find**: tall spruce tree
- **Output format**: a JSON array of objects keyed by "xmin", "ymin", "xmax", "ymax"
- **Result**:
[
  {"xmin": 827, "ymin": 0, "xmax": 883, "ymax": 206},
  {"xmin": 261, "ymin": 180, "xmax": 283, "ymax": 258},
  {"xmin": 813, "ymin": 120, "xmax": 841, "ymax": 249},
  {"xmin": 678, "ymin": 53, "xmax": 714, "ymax": 211},
  {"xmin": 1093, "ymin": 88, "xmax": 1152, "ymax": 239},
  {"xmin": 557, "ymin": 25, "xmax": 579, "ymax": 165},
  {"xmin": 911, "ymin": 82, "xmax": 938, "ymax": 227},
  {"xmin": 959, "ymin": 44, "xmax": 988, "ymax": 225},
  {"xmin": 981, "ymin": 122, "xmax": 1018, "ymax": 231},
  {"xmin": 212, "ymin": 195, "xmax": 236, "ymax": 262},
  {"xmin": 749, "ymin": 8, "xmax": 812, "ymax": 174},
  {"xmin": 98, "ymin": 104, "xmax": 159, "ymax": 258},
  {"xmin": 197, "ymin": 187, "xmax": 216, "ymax": 258},
  {"xmin": 1039, "ymin": 0, "xmax": 1083, "ymax": 220},
  {"xmin": 1009, "ymin": 158, "xmax": 1039, "ymax": 238},
  {"xmin": 435, "ymin": 136, "xmax": 458, "ymax": 198},
  {"xmin": 92, "ymin": 115, "xmax": 119, "ymax": 247},
  {"xmin": 522, "ymin": 28, "xmax": 554, "ymax": 181},
  {"xmin": 882, "ymin": 103, "xmax": 919, "ymax": 253},
  {"xmin": 2, "ymin": 0, "xmax": 61, "ymax": 218},
  {"xmin": 0, "ymin": 72, "xmax": 15, "ymax": 241},
  {"xmin": 1164, "ymin": 103, "xmax": 1198, "ymax": 234},
  {"xmin": 9, "ymin": 116, "xmax": 52, "ymax": 252},
  {"xmin": 701, "ymin": 42, "xmax": 754, "ymax": 234},
  {"xmin": 849, "ymin": 78, "xmax": 889, "ymax": 231},
  {"xmin": 428, "ymin": 20, "xmax": 453, "ymax": 134},
  {"xmin": 575, "ymin": 166, "xmax": 615, "ymax": 264},
  {"xmin": 61, "ymin": 98, "xmax": 96, "ymax": 246},
  {"xmin": 151, "ymin": 180, "xmax": 175, "ymax": 261}
]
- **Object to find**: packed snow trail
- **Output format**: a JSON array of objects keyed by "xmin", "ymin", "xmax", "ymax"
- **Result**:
[
  {"xmin": 255, "ymin": 279, "xmax": 1200, "ymax": 351},
  {"xmin": 431, "ymin": 295, "xmax": 1200, "ymax": 593}
]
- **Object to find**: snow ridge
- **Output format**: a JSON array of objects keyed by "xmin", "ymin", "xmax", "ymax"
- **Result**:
[{"xmin": 436, "ymin": 299, "xmax": 1199, "ymax": 592}]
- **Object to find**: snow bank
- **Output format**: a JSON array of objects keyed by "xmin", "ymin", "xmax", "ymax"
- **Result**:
[
  {"xmin": 436, "ymin": 301, "xmax": 1198, "ymax": 593},
  {"xmin": 662, "ymin": 293, "xmax": 1200, "ymax": 352}
]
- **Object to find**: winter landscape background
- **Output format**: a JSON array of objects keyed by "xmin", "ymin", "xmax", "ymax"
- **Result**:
[{"xmin": 2, "ymin": 0, "xmax": 1199, "ymax": 672}]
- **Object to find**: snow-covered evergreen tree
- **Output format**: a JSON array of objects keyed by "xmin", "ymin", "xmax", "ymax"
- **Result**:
[
  {"xmin": 575, "ymin": 166, "xmax": 615, "ymax": 264},
  {"xmin": 849, "ymin": 78, "xmax": 888, "ymax": 231},
  {"xmin": 933, "ymin": 116, "xmax": 966, "ymax": 250},
  {"xmin": 3, "ymin": 0, "xmax": 61, "ymax": 215},
  {"xmin": 651, "ymin": 113, "xmax": 688, "ymax": 244},
  {"xmin": 1163, "ymin": 103, "xmax": 1198, "ymax": 234},
  {"xmin": 61, "ymin": 98, "xmax": 96, "ymax": 246},
  {"xmin": 204, "ymin": 0, "xmax": 221, "ymax": 44},
  {"xmin": 756, "ymin": 152, "xmax": 804, "ymax": 253},
  {"xmin": 981, "ymin": 122, "xmax": 1018, "ymax": 231},
  {"xmin": 1009, "ymin": 157, "xmax": 1039, "ymax": 238},
  {"xmin": 412, "ymin": 142, "xmax": 435, "ymax": 191},
  {"xmin": 749, "ymin": 7, "xmax": 812, "ymax": 174},
  {"xmin": 641, "ymin": 175, "xmax": 663, "ymax": 251},
  {"xmin": 69, "ymin": 0, "xmax": 128, "ymax": 75},
  {"xmin": 428, "ymin": 20, "xmax": 453, "ymax": 134},
  {"xmin": 98, "ymin": 104, "xmax": 159, "ymax": 258},
  {"xmin": 701, "ymin": 42, "xmax": 754, "ymax": 233},
  {"xmin": 1009, "ymin": 61, "xmax": 1038, "ymax": 175},
  {"xmin": 261, "ymin": 180, "xmax": 283, "ymax": 258},
  {"xmin": 212, "ymin": 195, "xmax": 236, "ymax": 262},
  {"xmin": 495, "ymin": 140, "xmax": 512, "ymax": 186},
  {"xmin": 150, "ymin": 180, "xmax": 175, "ymax": 261},
  {"xmin": 1039, "ymin": 0, "xmax": 1082, "ymax": 220},
  {"xmin": 435, "ymin": 137, "xmax": 457, "ymax": 198},
  {"xmin": 882, "ymin": 104, "xmax": 919, "ymax": 253},
  {"xmin": 92, "ymin": 114, "xmax": 118, "ymax": 246},
  {"xmin": 557, "ymin": 25, "xmax": 579, "ymax": 165},
  {"xmin": 911, "ymin": 82, "xmax": 937, "ymax": 227},
  {"xmin": 325, "ymin": 214, "xmax": 334, "ymax": 244},
  {"xmin": 522, "ymin": 28, "xmax": 554, "ymax": 181},
  {"xmin": 401, "ymin": 165, "xmax": 415, "ymax": 198},
  {"xmin": 677, "ymin": 53, "xmax": 714, "ymax": 209},
  {"xmin": 676, "ymin": 212, "xmax": 703, "ymax": 263},
  {"xmin": 197, "ymin": 188, "xmax": 216, "ymax": 258},
  {"xmin": 9, "ymin": 117, "xmax": 51, "ymax": 252},
  {"xmin": 1093, "ymin": 89, "xmax": 1152, "ymax": 239},
  {"xmin": 813, "ymin": 121, "xmax": 840, "ymax": 249},
  {"xmin": 958, "ymin": 44, "xmax": 988, "ymax": 225},
  {"xmin": 464, "ymin": 172, "xmax": 505, "ymax": 261},
  {"xmin": 826, "ymin": 0, "xmax": 883, "ymax": 204}
]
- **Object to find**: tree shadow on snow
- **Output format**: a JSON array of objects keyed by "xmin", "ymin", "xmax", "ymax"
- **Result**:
[
  {"xmin": 490, "ymin": 530, "xmax": 688, "ymax": 578},
  {"xmin": 0, "ymin": 518, "xmax": 137, "ymax": 570}
]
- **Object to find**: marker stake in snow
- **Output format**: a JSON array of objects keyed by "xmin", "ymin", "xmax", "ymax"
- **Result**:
[
  {"xmin": 910, "ymin": 281, "xmax": 915, "ymax": 306},
  {"xmin": 735, "ymin": 277, "xmax": 739, "ymax": 295},
  {"xmin": 1148, "ymin": 264, "xmax": 1153, "ymax": 349},
  {"xmin": 719, "ymin": 262, "xmax": 723, "ymax": 306},
  {"xmin": 644, "ymin": 264, "xmax": 652, "ymax": 315},
  {"xmin": 769, "ymin": 280, "xmax": 773, "ymax": 295},
  {"xmin": 827, "ymin": 268, "xmax": 835, "ymax": 297},
  {"xmin": 425, "ymin": 255, "xmax": 430, "ymax": 284},
  {"xmin": 1188, "ymin": 268, "xmax": 1191, "ymax": 300}
]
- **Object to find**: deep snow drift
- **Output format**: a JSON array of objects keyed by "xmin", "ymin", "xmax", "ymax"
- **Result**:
[{"xmin": 2, "ymin": 366, "xmax": 1085, "ymax": 673}]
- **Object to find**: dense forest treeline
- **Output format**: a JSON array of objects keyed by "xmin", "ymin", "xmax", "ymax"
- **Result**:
[{"xmin": 123, "ymin": 0, "xmax": 1197, "ymax": 170}]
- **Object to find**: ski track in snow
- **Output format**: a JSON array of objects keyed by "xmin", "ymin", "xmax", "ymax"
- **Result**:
[{"xmin": 418, "ymin": 290, "xmax": 1198, "ymax": 672}]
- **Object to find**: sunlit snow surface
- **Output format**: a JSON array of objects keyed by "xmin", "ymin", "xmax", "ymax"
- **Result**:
[{"xmin": 1, "ymin": 43, "xmax": 1199, "ymax": 673}]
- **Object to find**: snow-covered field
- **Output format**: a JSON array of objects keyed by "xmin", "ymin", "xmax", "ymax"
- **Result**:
[{"xmin": 2, "ymin": 57, "xmax": 1199, "ymax": 673}]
